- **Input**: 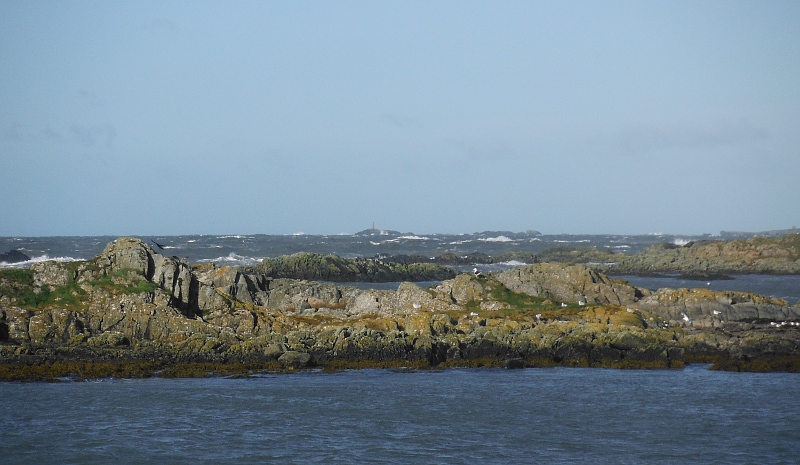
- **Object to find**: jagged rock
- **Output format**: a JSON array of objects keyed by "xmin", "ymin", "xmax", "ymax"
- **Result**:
[
  {"xmin": 496, "ymin": 263, "xmax": 643, "ymax": 305},
  {"xmin": 94, "ymin": 237, "xmax": 154, "ymax": 277},
  {"xmin": 0, "ymin": 250, "xmax": 30, "ymax": 264},
  {"xmin": 435, "ymin": 274, "xmax": 486, "ymax": 304},
  {"xmin": 27, "ymin": 308, "xmax": 87, "ymax": 344},
  {"xmin": 30, "ymin": 262, "xmax": 73, "ymax": 290}
]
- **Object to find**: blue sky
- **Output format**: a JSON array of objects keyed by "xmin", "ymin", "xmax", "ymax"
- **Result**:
[{"xmin": 2, "ymin": 1, "xmax": 798, "ymax": 236}]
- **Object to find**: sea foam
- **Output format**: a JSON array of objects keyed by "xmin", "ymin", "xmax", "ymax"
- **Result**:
[
  {"xmin": 478, "ymin": 236, "xmax": 514, "ymax": 242},
  {"xmin": 0, "ymin": 255, "xmax": 82, "ymax": 269},
  {"xmin": 197, "ymin": 253, "xmax": 263, "ymax": 266}
]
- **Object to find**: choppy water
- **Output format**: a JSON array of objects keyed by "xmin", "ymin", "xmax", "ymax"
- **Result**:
[
  {"xmin": 1, "ymin": 365, "xmax": 797, "ymax": 464},
  {"xmin": 0, "ymin": 231, "xmax": 726, "ymax": 267}
]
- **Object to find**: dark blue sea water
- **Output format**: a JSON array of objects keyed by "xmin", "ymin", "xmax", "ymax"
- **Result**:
[
  {"xmin": 1, "ymin": 365, "xmax": 797, "ymax": 464},
  {"xmin": 619, "ymin": 274, "xmax": 800, "ymax": 304}
]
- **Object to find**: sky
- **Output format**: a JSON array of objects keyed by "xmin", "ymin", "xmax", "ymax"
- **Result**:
[{"xmin": 1, "ymin": 0, "xmax": 799, "ymax": 236}]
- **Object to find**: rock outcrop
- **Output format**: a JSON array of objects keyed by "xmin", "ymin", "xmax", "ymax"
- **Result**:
[
  {"xmin": 603, "ymin": 234, "xmax": 800, "ymax": 276},
  {"xmin": 254, "ymin": 252, "xmax": 457, "ymax": 282},
  {"xmin": 496, "ymin": 263, "xmax": 645, "ymax": 305},
  {"xmin": 0, "ymin": 250, "xmax": 30, "ymax": 264},
  {"xmin": 1, "ymin": 237, "xmax": 799, "ymax": 379}
]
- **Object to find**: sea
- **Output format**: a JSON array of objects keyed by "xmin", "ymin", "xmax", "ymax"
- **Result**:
[
  {"xmin": 1, "ymin": 366, "xmax": 797, "ymax": 464},
  {"xmin": 2, "ymin": 232, "xmax": 799, "ymax": 464}
]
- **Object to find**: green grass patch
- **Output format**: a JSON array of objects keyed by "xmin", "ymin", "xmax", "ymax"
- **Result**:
[
  {"xmin": 484, "ymin": 280, "xmax": 576, "ymax": 318},
  {"xmin": 0, "ymin": 267, "xmax": 157, "ymax": 310},
  {"xmin": 28, "ymin": 283, "xmax": 86, "ymax": 310},
  {"xmin": 0, "ymin": 269, "xmax": 86, "ymax": 309}
]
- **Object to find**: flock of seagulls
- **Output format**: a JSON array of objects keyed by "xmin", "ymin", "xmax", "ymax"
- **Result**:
[{"xmin": 770, "ymin": 321, "xmax": 800, "ymax": 327}]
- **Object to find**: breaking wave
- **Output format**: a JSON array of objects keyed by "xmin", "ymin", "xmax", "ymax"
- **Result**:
[
  {"xmin": 478, "ymin": 236, "xmax": 514, "ymax": 242},
  {"xmin": 197, "ymin": 253, "xmax": 264, "ymax": 266},
  {"xmin": 0, "ymin": 255, "xmax": 82, "ymax": 269},
  {"xmin": 497, "ymin": 260, "xmax": 528, "ymax": 267}
]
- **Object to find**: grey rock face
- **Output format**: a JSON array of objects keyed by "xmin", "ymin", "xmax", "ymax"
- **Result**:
[
  {"xmin": 30, "ymin": 262, "xmax": 73, "ymax": 290},
  {"xmin": 635, "ymin": 287, "xmax": 800, "ymax": 328},
  {"xmin": 278, "ymin": 350, "xmax": 312, "ymax": 368},
  {"xmin": 496, "ymin": 263, "xmax": 642, "ymax": 305},
  {"xmin": 95, "ymin": 237, "xmax": 154, "ymax": 278}
]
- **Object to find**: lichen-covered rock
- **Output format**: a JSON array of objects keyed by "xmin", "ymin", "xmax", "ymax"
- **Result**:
[
  {"xmin": 605, "ymin": 233, "xmax": 800, "ymax": 275},
  {"xmin": 27, "ymin": 308, "xmax": 87, "ymax": 344},
  {"xmin": 278, "ymin": 350, "xmax": 312, "ymax": 368},
  {"xmin": 3, "ymin": 237, "xmax": 799, "ymax": 376},
  {"xmin": 434, "ymin": 274, "xmax": 486, "ymax": 304},
  {"xmin": 496, "ymin": 263, "xmax": 643, "ymax": 305},
  {"xmin": 30, "ymin": 262, "xmax": 73, "ymax": 290},
  {"xmin": 94, "ymin": 237, "xmax": 154, "ymax": 278},
  {"xmin": 635, "ymin": 287, "xmax": 800, "ymax": 327},
  {"xmin": 256, "ymin": 252, "xmax": 457, "ymax": 282}
]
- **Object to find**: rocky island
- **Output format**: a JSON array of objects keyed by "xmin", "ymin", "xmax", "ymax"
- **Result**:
[{"xmin": 1, "ymin": 237, "xmax": 799, "ymax": 381}]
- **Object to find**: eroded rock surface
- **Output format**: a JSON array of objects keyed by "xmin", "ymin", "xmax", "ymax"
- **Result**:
[{"xmin": 1, "ymin": 237, "xmax": 799, "ymax": 377}]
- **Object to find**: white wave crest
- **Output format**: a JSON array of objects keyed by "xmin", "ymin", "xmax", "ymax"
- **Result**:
[
  {"xmin": 673, "ymin": 238, "xmax": 690, "ymax": 246},
  {"xmin": 0, "ymin": 255, "xmax": 82, "ymax": 269},
  {"xmin": 197, "ymin": 253, "xmax": 263, "ymax": 266},
  {"xmin": 498, "ymin": 260, "xmax": 528, "ymax": 267},
  {"xmin": 398, "ymin": 235, "xmax": 430, "ymax": 240},
  {"xmin": 479, "ymin": 236, "xmax": 514, "ymax": 242}
]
